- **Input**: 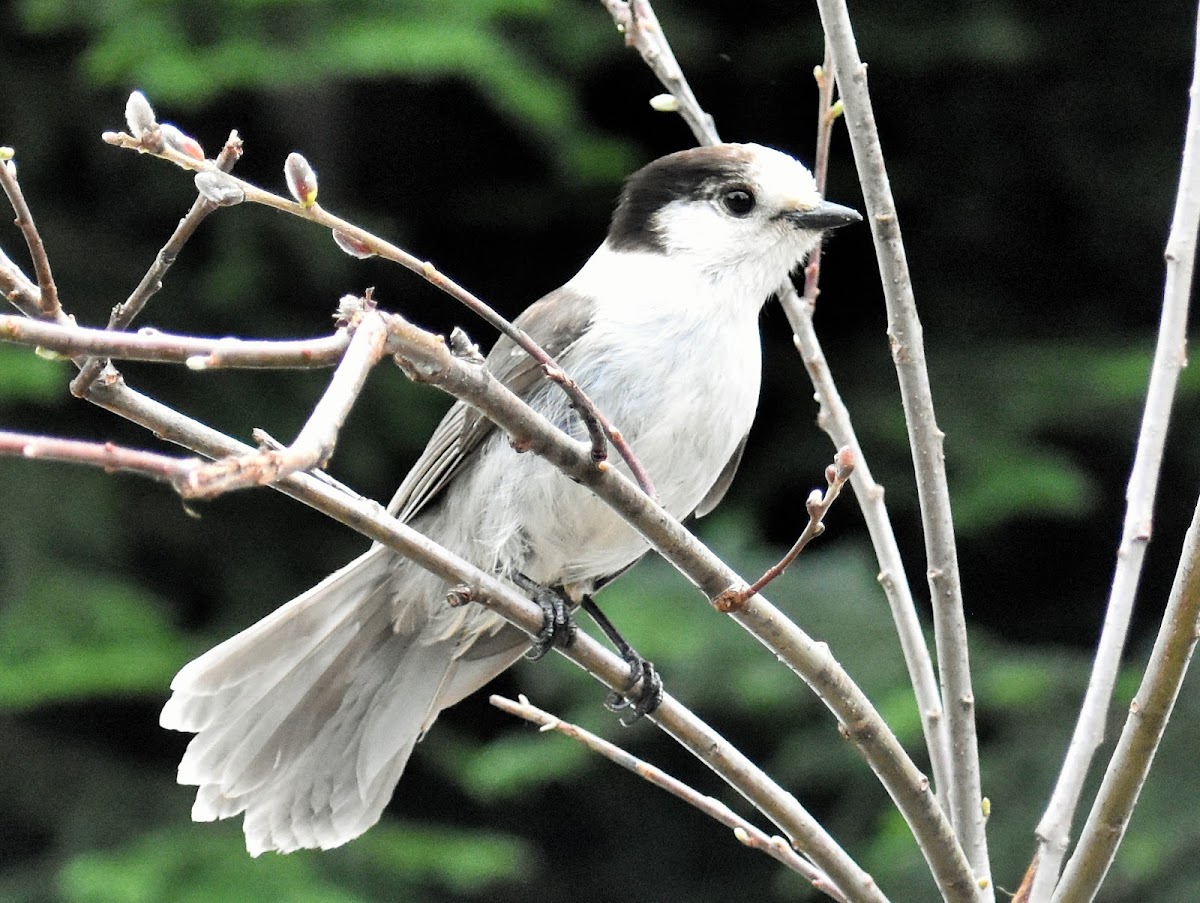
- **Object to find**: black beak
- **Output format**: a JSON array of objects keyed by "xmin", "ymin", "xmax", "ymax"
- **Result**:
[{"xmin": 786, "ymin": 200, "xmax": 862, "ymax": 230}]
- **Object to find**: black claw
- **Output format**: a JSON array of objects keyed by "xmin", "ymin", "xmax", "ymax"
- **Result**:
[
  {"xmin": 580, "ymin": 594, "xmax": 663, "ymax": 724},
  {"xmin": 605, "ymin": 651, "xmax": 664, "ymax": 725},
  {"xmin": 519, "ymin": 579, "xmax": 577, "ymax": 661}
]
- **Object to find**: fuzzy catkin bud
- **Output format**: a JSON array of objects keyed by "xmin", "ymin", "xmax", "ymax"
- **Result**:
[
  {"xmin": 194, "ymin": 171, "xmax": 246, "ymax": 207},
  {"xmin": 125, "ymin": 91, "xmax": 157, "ymax": 138},
  {"xmin": 332, "ymin": 229, "xmax": 374, "ymax": 259},
  {"xmin": 285, "ymin": 152, "xmax": 318, "ymax": 208},
  {"xmin": 160, "ymin": 124, "xmax": 205, "ymax": 161}
]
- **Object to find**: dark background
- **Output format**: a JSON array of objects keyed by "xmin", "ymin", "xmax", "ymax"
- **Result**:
[{"xmin": 2, "ymin": 1, "xmax": 1200, "ymax": 900}]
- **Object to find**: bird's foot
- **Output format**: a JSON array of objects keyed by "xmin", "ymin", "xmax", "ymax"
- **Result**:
[
  {"xmin": 605, "ymin": 648, "xmax": 664, "ymax": 726},
  {"xmin": 513, "ymin": 576, "xmax": 577, "ymax": 661},
  {"xmin": 580, "ymin": 595, "xmax": 663, "ymax": 725}
]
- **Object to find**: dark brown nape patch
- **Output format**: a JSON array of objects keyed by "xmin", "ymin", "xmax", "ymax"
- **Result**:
[{"xmin": 606, "ymin": 145, "xmax": 756, "ymax": 253}]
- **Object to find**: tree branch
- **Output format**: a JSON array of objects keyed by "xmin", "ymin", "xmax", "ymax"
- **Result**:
[
  {"xmin": 492, "ymin": 693, "xmax": 851, "ymax": 902},
  {"xmin": 714, "ymin": 445, "xmax": 854, "ymax": 611},
  {"xmin": 355, "ymin": 305, "xmax": 980, "ymax": 903},
  {"xmin": 101, "ymin": 125, "xmax": 657, "ymax": 499},
  {"xmin": 784, "ymin": 45, "xmax": 953, "ymax": 813},
  {"xmin": 72, "ymin": 369, "xmax": 884, "ymax": 902},
  {"xmin": 180, "ymin": 297, "xmax": 389, "ymax": 497},
  {"xmin": 812, "ymin": 2, "xmax": 991, "ymax": 895},
  {"xmin": 0, "ymin": 429, "xmax": 204, "ymax": 490},
  {"xmin": 0, "ymin": 150, "xmax": 61, "ymax": 320},
  {"xmin": 70, "ymin": 131, "xmax": 244, "ymax": 396},
  {"xmin": 1052, "ymin": 492, "xmax": 1200, "ymax": 903},
  {"xmin": 0, "ymin": 314, "xmax": 350, "ymax": 368},
  {"xmin": 1033, "ymin": 6, "xmax": 1200, "ymax": 899}
]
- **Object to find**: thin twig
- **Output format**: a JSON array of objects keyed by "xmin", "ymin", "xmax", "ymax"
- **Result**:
[
  {"xmin": 101, "ymin": 126, "xmax": 657, "ymax": 499},
  {"xmin": 800, "ymin": 45, "xmax": 839, "ymax": 309},
  {"xmin": 181, "ymin": 298, "xmax": 389, "ymax": 497},
  {"xmin": 0, "ymin": 429, "xmax": 203, "ymax": 489},
  {"xmin": 0, "ymin": 314, "xmax": 350, "ymax": 368},
  {"xmin": 71, "ymin": 131, "xmax": 244, "ymax": 396},
  {"xmin": 492, "ymin": 693, "xmax": 850, "ymax": 903},
  {"xmin": 603, "ymin": 0, "xmax": 958, "ymax": 872},
  {"xmin": 602, "ymin": 0, "xmax": 719, "ymax": 146},
  {"xmin": 813, "ymin": 2, "xmax": 991, "ymax": 895},
  {"xmin": 0, "ymin": 153, "xmax": 61, "ymax": 320},
  {"xmin": 1052, "ymin": 494, "xmax": 1200, "ymax": 903},
  {"xmin": 714, "ymin": 446, "xmax": 854, "ymax": 611},
  {"xmin": 784, "ymin": 40, "xmax": 953, "ymax": 815},
  {"xmin": 1035, "ymin": 8, "xmax": 1200, "ymax": 900},
  {"xmin": 0, "ymin": 245, "xmax": 46, "ymax": 318}
]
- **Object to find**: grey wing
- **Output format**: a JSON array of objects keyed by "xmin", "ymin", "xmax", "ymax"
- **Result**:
[
  {"xmin": 387, "ymin": 285, "xmax": 597, "ymax": 523},
  {"xmin": 695, "ymin": 433, "xmax": 748, "ymax": 518}
]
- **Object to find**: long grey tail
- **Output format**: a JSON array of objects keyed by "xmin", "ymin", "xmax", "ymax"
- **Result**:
[{"xmin": 160, "ymin": 547, "xmax": 504, "ymax": 856}]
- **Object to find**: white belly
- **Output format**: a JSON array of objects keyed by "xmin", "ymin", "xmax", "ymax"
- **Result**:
[{"xmin": 454, "ymin": 263, "xmax": 764, "ymax": 587}]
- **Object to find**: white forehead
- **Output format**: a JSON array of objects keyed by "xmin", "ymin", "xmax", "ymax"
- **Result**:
[{"xmin": 737, "ymin": 143, "xmax": 821, "ymax": 210}]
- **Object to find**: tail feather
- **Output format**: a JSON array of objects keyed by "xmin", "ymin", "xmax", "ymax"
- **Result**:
[
  {"xmin": 160, "ymin": 546, "xmax": 474, "ymax": 855},
  {"xmin": 161, "ymin": 547, "xmax": 392, "ymax": 732}
]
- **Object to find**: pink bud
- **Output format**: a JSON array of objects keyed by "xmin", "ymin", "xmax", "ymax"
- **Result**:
[
  {"xmin": 160, "ymin": 124, "xmax": 205, "ymax": 161},
  {"xmin": 332, "ymin": 229, "xmax": 375, "ymax": 259},
  {"xmin": 285, "ymin": 152, "xmax": 318, "ymax": 208}
]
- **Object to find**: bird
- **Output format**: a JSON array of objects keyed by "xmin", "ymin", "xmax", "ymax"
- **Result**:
[{"xmin": 159, "ymin": 142, "xmax": 861, "ymax": 856}]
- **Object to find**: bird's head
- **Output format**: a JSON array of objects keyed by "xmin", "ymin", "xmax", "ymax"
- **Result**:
[{"xmin": 607, "ymin": 143, "xmax": 860, "ymax": 298}]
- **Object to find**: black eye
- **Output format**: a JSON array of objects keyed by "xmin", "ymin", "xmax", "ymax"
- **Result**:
[{"xmin": 721, "ymin": 188, "xmax": 756, "ymax": 217}]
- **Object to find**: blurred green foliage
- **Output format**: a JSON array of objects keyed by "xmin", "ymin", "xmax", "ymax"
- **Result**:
[{"xmin": 2, "ymin": 0, "xmax": 1200, "ymax": 901}]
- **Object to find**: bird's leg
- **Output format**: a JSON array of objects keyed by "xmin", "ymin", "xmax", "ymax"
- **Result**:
[
  {"xmin": 579, "ymin": 595, "xmax": 664, "ymax": 725},
  {"xmin": 512, "ymin": 573, "xmax": 577, "ymax": 661}
]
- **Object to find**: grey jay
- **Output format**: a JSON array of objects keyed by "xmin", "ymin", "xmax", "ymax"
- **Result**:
[{"xmin": 160, "ymin": 142, "xmax": 860, "ymax": 855}]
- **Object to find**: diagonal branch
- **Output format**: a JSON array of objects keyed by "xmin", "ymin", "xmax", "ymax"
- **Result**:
[
  {"xmin": 0, "ymin": 150, "xmax": 61, "ymax": 320},
  {"xmin": 101, "ymin": 126, "xmax": 657, "ymax": 499},
  {"xmin": 353, "ymin": 307, "xmax": 979, "ymax": 903},
  {"xmin": 812, "ymin": 2, "xmax": 991, "ymax": 896},
  {"xmin": 787, "ymin": 46, "xmax": 953, "ymax": 811},
  {"xmin": 492, "ymin": 693, "xmax": 850, "ymax": 902},
  {"xmin": 181, "ymin": 297, "xmax": 389, "ymax": 497},
  {"xmin": 71, "ymin": 131, "xmax": 245, "ymax": 396},
  {"xmin": 715, "ymin": 445, "xmax": 854, "ymax": 610},
  {"xmin": 1052, "ymin": 492, "xmax": 1200, "ymax": 903},
  {"xmin": 1031, "ymin": 6, "xmax": 1200, "ymax": 900}
]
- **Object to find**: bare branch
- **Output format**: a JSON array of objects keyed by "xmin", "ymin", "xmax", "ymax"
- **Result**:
[
  {"xmin": 813, "ymin": 2, "xmax": 990, "ymax": 893},
  {"xmin": 363, "ymin": 307, "xmax": 979, "ymax": 902},
  {"xmin": 102, "ymin": 123, "xmax": 658, "ymax": 499},
  {"xmin": 783, "ymin": 41, "xmax": 954, "ymax": 813},
  {"xmin": 492, "ymin": 693, "xmax": 851, "ymax": 903},
  {"xmin": 181, "ymin": 298, "xmax": 389, "ymax": 497},
  {"xmin": 1053, "ymin": 494, "xmax": 1200, "ymax": 903},
  {"xmin": 1034, "ymin": 8, "xmax": 1200, "ymax": 900},
  {"xmin": 601, "ymin": 0, "xmax": 719, "ymax": 146},
  {"xmin": 0, "ymin": 429, "xmax": 202, "ymax": 490},
  {"xmin": 71, "ymin": 131, "xmax": 245, "ymax": 395},
  {"xmin": 800, "ymin": 45, "xmax": 840, "ymax": 310},
  {"xmin": 0, "ymin": 244, "xmax": 45, "ymax": 318},
  {"xmin": 714, "ymin": 446, "xmax": 854, "ymax": 611},
  {"xmin": 59, "ymin": 363, "xmax": 885, "ymax": 902},
  {"xmin": 0, "ymin": 314, "xmax": 349, "ymax": 369},
  {"xmin": 0, "ymin": 151, "xmax": 61, "ymax": 320}
]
